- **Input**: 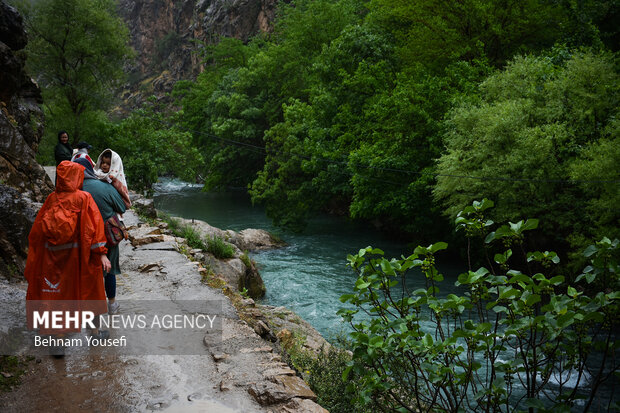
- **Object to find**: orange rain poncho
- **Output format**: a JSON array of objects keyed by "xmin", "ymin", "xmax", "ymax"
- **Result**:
[{"xmin": 25, "ymin": 161, "xmax": 108, "ymax": 330}]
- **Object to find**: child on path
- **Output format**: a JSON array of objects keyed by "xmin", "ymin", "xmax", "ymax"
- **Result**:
[{"xmin": 94, "ymin": 149, "xmax": 131, "ymax": 209}]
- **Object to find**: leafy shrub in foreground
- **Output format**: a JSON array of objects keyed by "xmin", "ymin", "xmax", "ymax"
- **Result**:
[{"xmin": 339, "ymin": 199, "xmax": 619, "ymax": 412}]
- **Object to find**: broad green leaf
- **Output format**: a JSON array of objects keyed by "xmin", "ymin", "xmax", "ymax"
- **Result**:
[
  {"xmin": 522, "ymin": 219, "xmax": 539, "ymax": 231},
  {"xmin": 485, "ymin": 231, "xmax": 496, "ymax": 244},
  {"xmin": 526, "ymin": 294, "xmax": 541, "ymax": 306},
  {"xmin": 369, "ymin": 336, "xmax": 384, "ymax": 348},
  {"xmin": 583, "ymin": 245, "xmax": 598, "ymax": 257},
  {"xmin": 355, "ymin": 279, "xmax": 370, "ymax": 290},
  {"xmin": 430, "ymin": 242, "xmax": 448, "ymax": 253}
]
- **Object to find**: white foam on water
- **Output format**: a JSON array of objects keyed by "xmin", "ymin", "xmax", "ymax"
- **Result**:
[{"xmin": 153, "ymin": 178, "xmax": 203, "ymax": 193}]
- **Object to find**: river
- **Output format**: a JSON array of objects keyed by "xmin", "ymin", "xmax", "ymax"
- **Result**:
[
  {"xmin": 152, "ymin": 179, "xmax": 462, "ymax": 339},
  {"xmin": 152, "ymin": 179, "xmax": 619, "ymax": 409}
]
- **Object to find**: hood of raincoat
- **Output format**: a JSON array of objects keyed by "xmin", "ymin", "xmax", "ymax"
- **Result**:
[
  {"xmin": 41, "ymin": 161, "xmax": 85, "ymax": 244},
  {"xmin": 56, "ymin": 161, "xmax": 84, "ymax": 193}
]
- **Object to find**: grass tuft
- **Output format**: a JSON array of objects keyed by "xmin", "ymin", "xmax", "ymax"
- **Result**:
[{"xmin": 207, "ymin": 235, "xmax": 235, "ymax": 259}]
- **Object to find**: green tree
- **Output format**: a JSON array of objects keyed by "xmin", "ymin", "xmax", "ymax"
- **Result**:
[
  {"xmin": 103, "ymin": 100, "xmax": 203, "ymax": 190},
  {"xmin": 250, "ymin": 24, "xmax": 395, "ymax": 230},
  {"xmin": 365, "ymin": 0, "xmax": 567, "ymax": 69},
  {"xmin": 558, "ymin": 0, "xmax": 620, "ymax": 50},
  {"xmin": 570, "ymin": 115, "xmax": 620, "ymax": 253},
  {"xmin": 434, "ymin": 49, "xmax": 619, "ymax": 255},
  {"xmin": 177, "ymin": 0, "xmax": 360, "ymax": 191},
  {"xmin": 174, "ymin": 37, "xmax": 253, "ymax": 136},
  {"xmin": 251, "ymin": 24, "xmax": 488, "ymax": 236},
  {"xmin": 15, "ymin": 0, "xmax": 131, "ymax": 145},
  {"xmin": 347, "ymin": 60, "xmax": 489, "ymax": 238}
]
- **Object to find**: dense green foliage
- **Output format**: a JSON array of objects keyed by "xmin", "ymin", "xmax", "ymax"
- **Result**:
[
  {"xmin": 101, "ymin": 102, "xmax": 203, "ymax": 190},
  {"xmin": 278, "ymin": 329, "xmax": 369, "ymax": 413},
  {"xmin": 365, "ymin": 0, "xmax": 565, "ymax": 68},
  {"xmin": 435, "ymin": 49, "xmax": 620, "ymax": 256},
  {"xmin": 15, "ymin": 0, "xmax": 618, "ymax": 256},
  {"xmin": 12, "ymin": 0, "xmax": 132, "ymax": 147},
  {"xmin": 174, "ymin": 0, "xmax": 618, "ymax": 252},
  {"xmin": 339, "ymin": 200, "xmax": 619, "ymax": 412}
]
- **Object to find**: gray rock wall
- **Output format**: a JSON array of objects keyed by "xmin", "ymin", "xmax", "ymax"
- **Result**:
[
  {"xmin": 0, "ymin": 1, "xmax": 53, "ymax": 278},
  {"xmin": 117, "ymin": 0, "xmax": 280, "ymax": 110}
]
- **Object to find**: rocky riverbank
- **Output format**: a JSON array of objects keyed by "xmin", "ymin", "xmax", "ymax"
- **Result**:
[
  {"xmin": 0, "ymin": 198, "xmax": 330, "ymax": 412},
  {"xmin": 0, "ymin": 3, "xmax": 330, "ymax": 410}
]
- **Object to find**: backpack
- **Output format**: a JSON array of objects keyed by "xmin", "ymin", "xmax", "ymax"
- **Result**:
[{"xmin": 104, "ymin": 214, "xmax": 128, "ymax": 246}]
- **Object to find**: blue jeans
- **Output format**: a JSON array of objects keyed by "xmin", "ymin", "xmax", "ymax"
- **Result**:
[{"xmin": 104, "ymin": 272, "xmax": 116, "ymax": 299}]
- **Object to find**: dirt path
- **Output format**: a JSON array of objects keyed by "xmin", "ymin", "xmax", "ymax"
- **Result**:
[{"xmin": 0, "ymin": 207, "xmax": 324, "ymax": 412}]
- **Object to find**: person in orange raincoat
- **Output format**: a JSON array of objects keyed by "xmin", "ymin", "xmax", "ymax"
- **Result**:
[{"xmin": 25, "ymin": 161, "xmax": 111, "ymax": 351}]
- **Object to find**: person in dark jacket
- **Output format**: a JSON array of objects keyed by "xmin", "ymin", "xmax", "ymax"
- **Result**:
[
  {"xmin": 54, "ymin": 131, "xmax": 73, "ymax": 166},
  {"xmin": 73, "ymin": 157, "xmax": 126, "ymax": 315}
]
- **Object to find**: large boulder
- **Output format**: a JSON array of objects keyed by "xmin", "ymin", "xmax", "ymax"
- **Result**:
[
  {"xmin": 237, "ymin": 228, "xmax": 284, "ymax": 251},
  {"xmin": 261, "ymin": 305, "xmax": 331, "ymax": 356},
  {"xmin": 174, "ymin": 217, "xmax": 278, "ymax": 298},
  {"xmin": 177, "ymin": 217, "xmax": 282, "ymax": 252},
  {"xmin": 199, "ymin": 252, "xmax": 266, "ymax": 299},
  {"xmin": 0, "ymin": 2, "xmax": 53, "ymax": 279},
  {"xmin": 0, "ymin": 185, "xmax": 39, "ymax": 279},
  {"xmin": 177, "ymin": 217, "xmax": 238, "ymax": 250},
  {"xmin": 132, "ymin": 196, "xmax": 158, "ymax": 219}
]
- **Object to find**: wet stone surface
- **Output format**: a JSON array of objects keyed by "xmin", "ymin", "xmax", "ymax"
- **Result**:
[{"xmin": 0, "ymin": 209, "xmax": 325, "ymax": 412}]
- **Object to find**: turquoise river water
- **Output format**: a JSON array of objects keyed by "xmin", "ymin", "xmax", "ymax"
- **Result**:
[
  {"xmin": 152, "ymin": 179, "xmax": 461, "ymax": 339},
  {"xmin": 153, "ymin": 179, "xmax": 617, "ymax": 409}
]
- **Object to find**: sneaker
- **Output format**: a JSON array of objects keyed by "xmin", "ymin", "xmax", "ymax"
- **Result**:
[{"xmin": 108, "ymin": 301, "xmax": 120, "ymax": 315}]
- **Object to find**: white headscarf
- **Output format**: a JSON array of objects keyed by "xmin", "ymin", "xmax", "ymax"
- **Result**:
[
  {"xmin": 95, "ymin": 148, "xmax": 128, "ymax": 189},
  {"xmin": 95, "ymin": 148, "xmax": 131, "ymax": 208}
]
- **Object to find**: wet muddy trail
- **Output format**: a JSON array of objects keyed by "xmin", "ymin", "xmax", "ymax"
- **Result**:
[
  {"xmin": 1, "ymin": 168, "xmax": 326, "ymax": 412},
  {"xmin": 0, "ymin": 210, "xmax": 268, "ymax": 412},
  {"xmin": 0, "ymin": 344, "xmax": 250, "ymax": 412}
]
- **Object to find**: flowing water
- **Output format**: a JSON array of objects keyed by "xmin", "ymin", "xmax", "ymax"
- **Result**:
[
  {"xmin": 152, "ymin": 179, "xmax": 619, "ymax": 409},
  {"xmin": 152, "ymin": 179, "xmax": 462, "ymax": 339}
]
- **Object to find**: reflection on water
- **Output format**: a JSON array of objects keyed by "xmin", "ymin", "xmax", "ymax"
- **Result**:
[
  {"xmin": 153, "ymin": 178, "xmax": 462, "ymax": 339},
  {"xmin": 153, "ymin": 181, "xmax": 268, "ymax": 231}
]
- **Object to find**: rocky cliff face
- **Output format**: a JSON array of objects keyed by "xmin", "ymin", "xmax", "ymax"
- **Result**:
[
  {"xmin": 0, "ymin": 0, "xmax": 281, "ymax": 278},
  {"xmin": 0, "ymin": 1, "xmax": 54, "ymax": 279},
  {"xmin": 117, "ymin": 0, "xmax": 279, "ymax": 109}
]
